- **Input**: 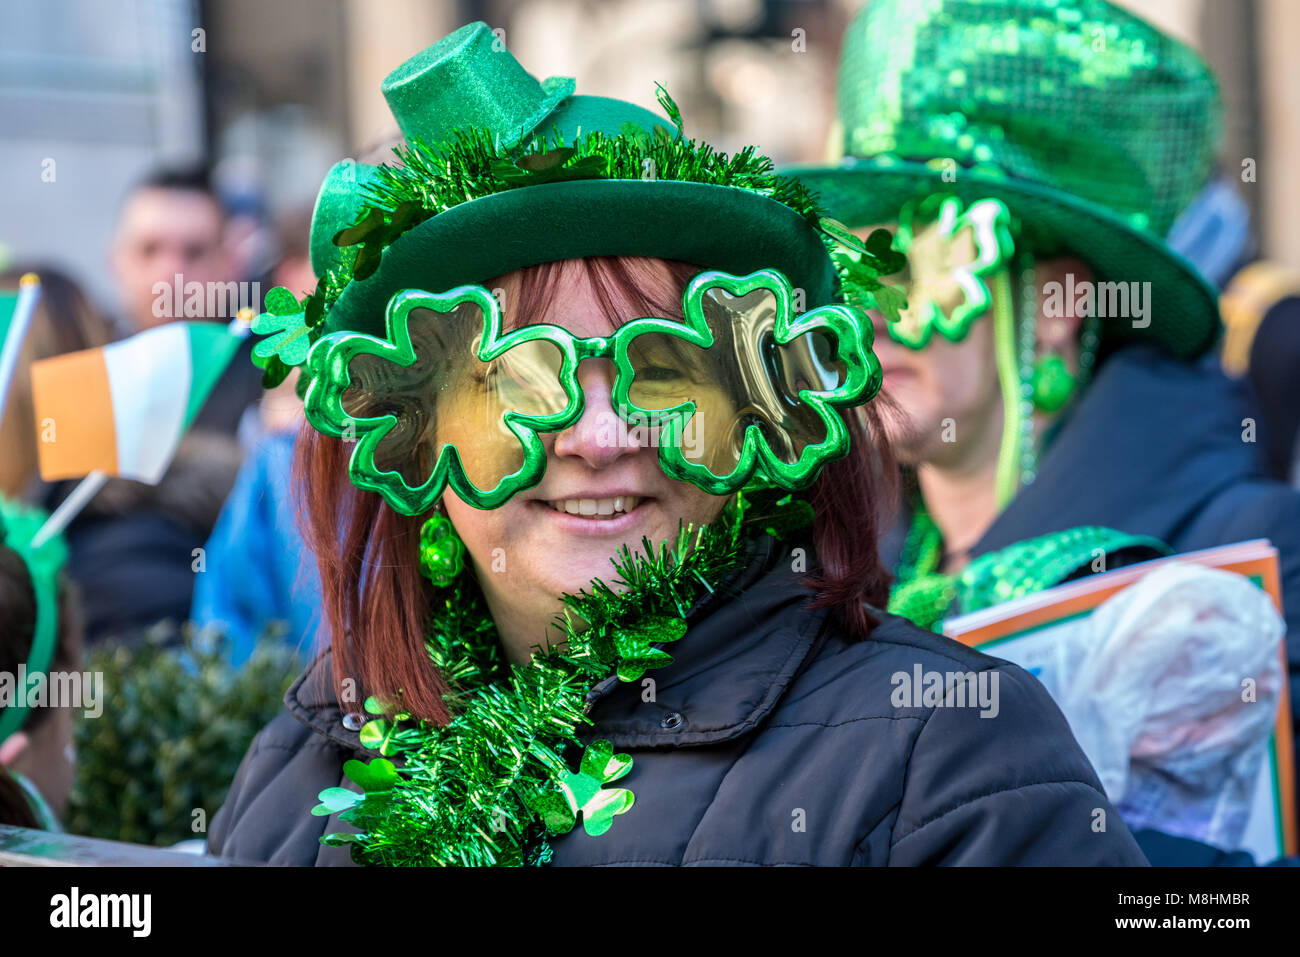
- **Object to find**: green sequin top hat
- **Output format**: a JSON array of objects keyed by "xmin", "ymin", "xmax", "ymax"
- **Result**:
[
  {"xmin": 300, "ymin": 20, "xmax": 842, "ymax": 343},
  {"xmin": 790, "ymin": 0, "xmax": 1222, "ymax": 360}
]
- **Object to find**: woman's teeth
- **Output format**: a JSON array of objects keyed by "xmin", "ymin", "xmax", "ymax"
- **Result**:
[{"xmin": 546, "ymin": 496, "xmax": 640, "ymax": 518}]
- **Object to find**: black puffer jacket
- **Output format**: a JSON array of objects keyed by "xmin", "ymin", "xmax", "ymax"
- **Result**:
[{"xmin": 209, "ymin": 536, "xmax": 1147, "ymax": 866}]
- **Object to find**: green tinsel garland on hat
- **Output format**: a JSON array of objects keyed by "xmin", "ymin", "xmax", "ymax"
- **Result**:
[{"xmin": 256, "ymin": 88, "xmax": 905, "ymax": 390}]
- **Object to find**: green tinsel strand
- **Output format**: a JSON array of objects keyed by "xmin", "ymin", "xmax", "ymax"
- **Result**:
[
  {"xmin": 322, "ymin": 492, "xmax": 765, "ymax": 866},
  {"xmin": 300, "ymin": 114, "xmax": 832, "ymax": 329}
]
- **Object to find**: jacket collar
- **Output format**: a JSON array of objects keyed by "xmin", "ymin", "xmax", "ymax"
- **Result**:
[
  {"xmin": 285, "ymin": 648, "xmax": 368, "ymax": 755},
  {"xmin": 579, "ymin": 533, "xmax": 832, "ymax": 750},
  {"xmin": 976, "ymin": 346, "xmax": 1263, "ymax": 556},
  {"xmin": 285, "ymin": 532, "xmax": 829, "ymax": 753}
]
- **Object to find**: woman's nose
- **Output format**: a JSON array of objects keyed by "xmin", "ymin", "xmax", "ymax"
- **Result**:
[{"xmin": 552, "ymin": 358, "xmax": 641, "ymax": 467}]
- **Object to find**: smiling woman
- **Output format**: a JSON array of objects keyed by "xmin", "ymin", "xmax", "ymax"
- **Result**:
[
  {"xmin": 294, "ymin": 252, "xmax": 892, "ymax": 705},
  {"xmin": 209, "ymin": 21, "xmax": 1149, "ymax": 868}
]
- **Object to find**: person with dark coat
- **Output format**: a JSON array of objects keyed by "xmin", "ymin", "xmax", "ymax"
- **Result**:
[
  {"xmin": 211, "ymin": 537, "xmax": 1145, "ymax": 866},
  {"xmin": 792, "ymin": 0, "xmax": 1300, "ymax": 863},
  {"xmin": 38, "ymin": 431, "xmax": 242, "ymax": 646},
  {"xmin": 207, "ymin": 25, "xmax": 1147, "ymax": 867},
  {"xmin": 879, "ymin": 342, "xmax": 1300, "ymax": 681}
]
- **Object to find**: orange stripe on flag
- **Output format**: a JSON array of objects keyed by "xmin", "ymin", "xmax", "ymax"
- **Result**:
[{"xmin": 31, "ymin": 348, "xmax": 119, "ymax": 479}]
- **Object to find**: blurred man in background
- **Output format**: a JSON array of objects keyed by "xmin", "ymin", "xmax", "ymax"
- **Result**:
[
  {"xmin": 30, "ymin": 166, "xmax": 273, "ymax": 646},
  {"xmin": 108, "ymin": 166, "xmax": 263, "ymax": 436}
]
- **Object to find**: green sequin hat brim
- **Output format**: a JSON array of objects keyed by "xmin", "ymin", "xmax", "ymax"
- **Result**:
[
  {"xmin": 322, "ymin": 178, "xmax": 837, "ymax": 339},
  {"xmin": 787, "ymin": 156, "xmax": 1219, "ymax": 362}
]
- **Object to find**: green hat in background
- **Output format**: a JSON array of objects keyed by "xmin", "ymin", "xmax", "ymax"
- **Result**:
[
  {"xmin": 271, "ymin": 20, "xmax": 841, "ymax": 362},
  {"xmin": 789, "ymin": 0, "xmax": 1223, "ymax": 360}
]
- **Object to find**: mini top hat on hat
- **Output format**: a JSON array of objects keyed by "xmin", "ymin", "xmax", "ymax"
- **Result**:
[
  {"xmin": 789, "ymin": 0, "xmax": 1223, "ymax": 360},
  {"xmin": 297, "ymin": 21, "xmax": 841, "ymax": 343}
]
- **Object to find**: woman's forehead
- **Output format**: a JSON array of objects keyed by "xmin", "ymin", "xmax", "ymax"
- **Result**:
[
  {"xmin": 533, "ymin": 274, "xmax": 622, "ymax": 336},
  {"xmin": 502, "ymin": 258, "xmax": 687, "ymax": 334}
]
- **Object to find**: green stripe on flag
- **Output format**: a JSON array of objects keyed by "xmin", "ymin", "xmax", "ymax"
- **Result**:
[
  {"xmin": 0, "ymin": 291, "xmax": 17, "ymax": 344},
  {"xmin": 182, "ymin": 322, "xmax": 243, "ymax": 428}
]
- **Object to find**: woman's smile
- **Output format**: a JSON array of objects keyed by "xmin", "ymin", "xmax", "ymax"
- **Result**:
[{"xmin": 525, "ymin": 493, "xmax": 655, "ymax": 535}]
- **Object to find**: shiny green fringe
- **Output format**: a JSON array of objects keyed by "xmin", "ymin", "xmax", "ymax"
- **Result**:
[
  {"xmin": 301, "ymin": 88, "xmax": 827, "ymax": 335},
  {"xmin": 319, "ymin": 490, "xmax": 795, "ymax": 867}
]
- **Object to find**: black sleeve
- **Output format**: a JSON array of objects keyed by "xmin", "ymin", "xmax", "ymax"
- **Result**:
[
  {"xmin": 207, "ymin": 711, "xmax": 359, "ymax": 866},
  {"xmin": 886, "ymin": 664, "xmax": 1149, "ymax": 866}
]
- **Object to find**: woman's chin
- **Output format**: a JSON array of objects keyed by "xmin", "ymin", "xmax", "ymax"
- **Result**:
[
  {"xmin": 523, "ymin": 508, "xmax": 678, "ymax": 594},
  {"xmin": 537, "ymin": 536, "xmax": 656, "ymax": 596}
]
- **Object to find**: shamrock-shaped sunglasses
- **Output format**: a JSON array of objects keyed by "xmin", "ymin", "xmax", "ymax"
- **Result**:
[
  {"xmin": 836, "ymin": 195, "xmax": 1015, "ymax": 350},
  {"xmin": 302, "ymin": 268, "xmax": 883, "ymax": 515}
]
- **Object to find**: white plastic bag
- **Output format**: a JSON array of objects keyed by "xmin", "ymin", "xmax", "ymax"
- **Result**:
[{"xmin": 1055, "ymin": 562, "xmax": 1284, "ymax": 850}]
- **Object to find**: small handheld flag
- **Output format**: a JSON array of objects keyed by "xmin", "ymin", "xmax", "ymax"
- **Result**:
[
  {"xmin": 30, "ymin": 319, "xmax": 245, "ymax": 484},
  {"xmin": 0, "ymin": 273, "xmax": 42, "ymax": 425}
]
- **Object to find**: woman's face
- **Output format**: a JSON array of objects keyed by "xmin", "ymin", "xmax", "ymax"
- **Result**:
[
  {"xmin": 855, "ymin": 221, "xmax": 1004, "ymax": 468},
  {"xmin": 441, "ymin": 261, "xmax": 730, "ymax": 621}
]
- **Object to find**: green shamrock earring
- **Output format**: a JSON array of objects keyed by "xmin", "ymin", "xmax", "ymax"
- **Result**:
[
  {"xmin": 419, "ymin": 511, "xmax": 465, "ymax": 587},
  {"xmin": 1030, "ymin": 353, "xmax": 1076, "ymax": 414}
]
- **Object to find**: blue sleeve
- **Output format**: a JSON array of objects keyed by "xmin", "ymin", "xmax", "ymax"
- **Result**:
[{"xmin": 191, "ymin": 431, "xmax": 320, "ymax": 665}]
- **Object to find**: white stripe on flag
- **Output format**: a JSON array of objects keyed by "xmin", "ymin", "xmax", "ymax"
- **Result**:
[{"xmin": 103, "ymin": 323, "xmax": 193, "ymax": 484}]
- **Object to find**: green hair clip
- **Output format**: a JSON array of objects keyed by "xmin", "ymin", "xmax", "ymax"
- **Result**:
[
  {"xmin": 0, "ymin": 499, "xmax": 67, "ymax": 743},
  {"xmin": 302, "ymin": 269, "xmax": 882, "ymax": 514}
]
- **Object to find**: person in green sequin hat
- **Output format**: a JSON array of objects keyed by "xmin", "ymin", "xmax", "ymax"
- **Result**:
[
  {"xmin": 208, "ymin": 21, "xmax": 1147, "ymax": 867},
  {"xmin": 790, "ymin": 0, "xmax": 1300, "ymax": 857},
  {"xmin": 790, "ymin": 0, "xmax": 1300, "ymax": 631}
]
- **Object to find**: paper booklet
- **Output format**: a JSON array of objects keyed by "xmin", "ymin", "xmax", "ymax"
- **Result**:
[{"xmin": 943, "ymin": 538, "xmax": 1297, "ymax": 862}]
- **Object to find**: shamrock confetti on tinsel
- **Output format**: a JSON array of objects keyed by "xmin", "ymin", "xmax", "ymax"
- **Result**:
[
  {"xmin": 523, "ymin": 739, "xmax": 635, "ymax": 837},
  {"xmin": 488, "ymin": 146, "xmax": 608, "ymax": 187},
  {"xmin": 310, "ymin": 488, "xmax": 779, "ymax": 866},
  {"xmin": 333, "ymin": 200, "xmax": 426, "ymax": 281},
  {"xmin": 250, "ymin": 287, "xmax": 313, "ymax": 388}
]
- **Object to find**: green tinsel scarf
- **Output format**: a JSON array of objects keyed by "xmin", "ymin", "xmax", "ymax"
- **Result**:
[{"xmin": 314, "ymin": 489, "xmax": 800, "ymax": 866}]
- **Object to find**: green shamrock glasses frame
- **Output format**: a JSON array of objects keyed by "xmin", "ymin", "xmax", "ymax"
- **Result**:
[
  {"xmin": 302, "ymin": 268, "xmax": 883, "ymax": 515},
  {"xmin": 864, "ymin": 195, "xmax": 1015, "ymax": 351}
]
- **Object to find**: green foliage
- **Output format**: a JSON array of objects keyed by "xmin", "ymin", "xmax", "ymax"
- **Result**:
[{"xmin": 64, "ymin": 622, "xmax": 300, "ymax": 847}]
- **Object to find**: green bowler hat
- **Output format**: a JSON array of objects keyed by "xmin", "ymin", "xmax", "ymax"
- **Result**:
[
  {"xmin": 310, "ymin": 21, "xmax": 838, "ymax": 339},
  {"xmin": 789, "ymin": 0, "xmax": 1222, "ymax": 360}
]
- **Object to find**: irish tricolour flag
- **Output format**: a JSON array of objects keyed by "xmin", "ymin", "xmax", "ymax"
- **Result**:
[{"xmin": 32, "ymin": 320, "xmax": 244, "ymax": 483}]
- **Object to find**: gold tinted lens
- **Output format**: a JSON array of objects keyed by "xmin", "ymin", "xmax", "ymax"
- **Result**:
[
  {"xmin": 341, "ymin": 304, "xmax": 568, "ymax": 491},
  {"xmin": 889, "ymin": 216, "xmax": 979, "ymax": 341},
  {"xmin": 626, "ymin": 288, "xmax": 846, "ymax": 476}
]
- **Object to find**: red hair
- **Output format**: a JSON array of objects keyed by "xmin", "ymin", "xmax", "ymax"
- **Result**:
[{"xmin": 295, "ymin": 256, "xmax": 897, "ymax": 723}]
